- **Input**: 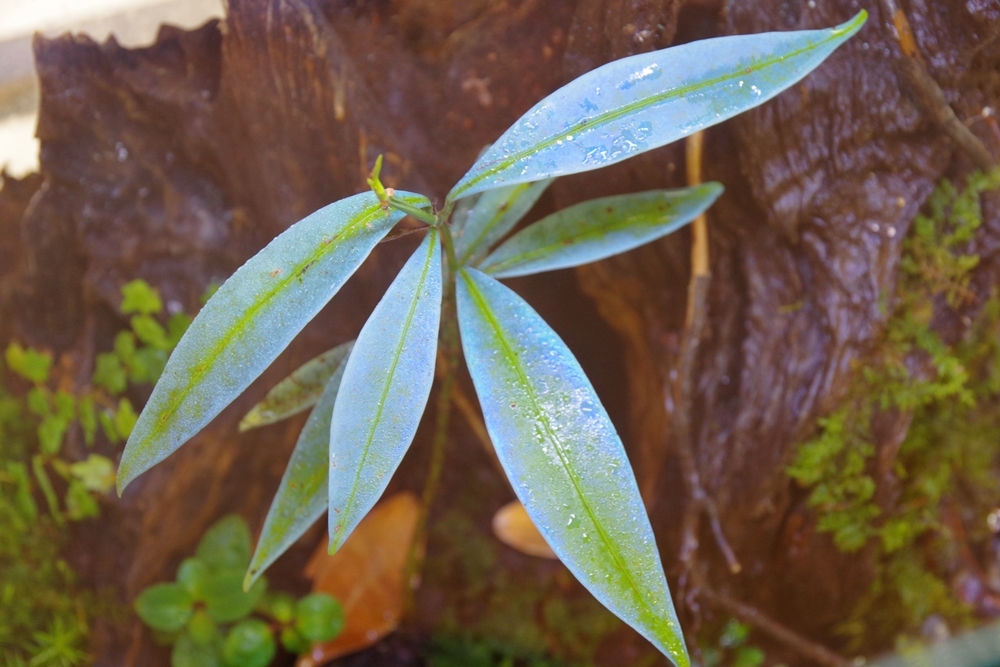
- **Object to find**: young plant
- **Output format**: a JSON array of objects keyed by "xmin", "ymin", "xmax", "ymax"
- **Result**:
[
  {"xmin": 134, "ymin": 514, "xmax": 344, "ymax": 667},
  {"xmin": 116, "ymin": 15, "xmax": 866, "ymax": 667}
]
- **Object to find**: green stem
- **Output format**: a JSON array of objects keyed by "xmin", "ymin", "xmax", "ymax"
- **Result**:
[
  {"xmin": 32, "ymin": 455, "xmax": 63, "ymax": 525},
  {"xmin": 388, "ymin": 197, "xmax": 437, "ymax": 225}
]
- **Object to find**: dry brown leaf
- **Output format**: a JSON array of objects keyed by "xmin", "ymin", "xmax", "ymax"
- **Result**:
[
  {"xmin": 297, "ymin": 491, "xmax": 420, "ymax": 667},
  {"xmin": 492, "ymin": 499, "xmax": 558, "ymax": 560}
]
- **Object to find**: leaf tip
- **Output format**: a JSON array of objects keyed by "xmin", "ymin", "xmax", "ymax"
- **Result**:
[{"xmin": 834, "ymin": 10, "xmax": 867, "ymax": 39}]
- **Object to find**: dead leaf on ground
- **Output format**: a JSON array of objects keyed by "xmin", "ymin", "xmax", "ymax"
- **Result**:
[
  {"xmin": 492, "ymin": 499, "xmax": 558, "ymax": 560},
  {"xmin": 297, "ymin": 491, "xmax": 419, "ymax": 667}
]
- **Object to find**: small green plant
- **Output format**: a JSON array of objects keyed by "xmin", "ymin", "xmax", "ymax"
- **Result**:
[
  {"xmin": 788, "ymin": 167, "xmax": 1000, "ymax": 647},
  {"xmin": 135, "ymin": 514, "xmax": 343, "ymax": 667},
  {"xmin": 0, "ymin": 279, "xmax": 191, "ymax": 666},
  {"xmin": 698, "ymin": 619, "xmax": 779, "ymax": 667},
  {"xmin": 114, "ymin": 15, "xmax": 866, "ymax": 667}
]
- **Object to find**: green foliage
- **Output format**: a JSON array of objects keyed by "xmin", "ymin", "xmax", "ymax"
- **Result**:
[
  {"xmin": 788, "ymin": 167, "xmax": 1000, "ymax": 647},
  {"xmin": 0, "ymin": 280, "xmax": 190, "ymax": 665},
  {"xmin": 134, "ymin": 514, "xmax": 343, "ymax": 666},
  {"xmin": 698, "ymin": 619, "xmax": 777, "ymax": 667},
  {"xmin": 114, "ymin": 17, "xmax": 866, "ymax": 667}
]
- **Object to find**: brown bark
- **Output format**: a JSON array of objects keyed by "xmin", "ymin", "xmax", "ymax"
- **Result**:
[{"xmin": 3, "ymin": 0, "xmax": 1000, "ymax": 664}]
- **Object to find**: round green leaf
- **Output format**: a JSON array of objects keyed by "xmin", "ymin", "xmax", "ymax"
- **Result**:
[
  {"xmin": 196, "ymin": 515, "xmax": 252, "ymax": 571},
  {"xmin": 187, "ymin": 610, "xmax": 219, "ymax": 647},
  {"xmin": 135, "ymin": 583, "xmax": 194, "ymax": 632},
  {"xmin": 172, "ymin": 631, "xmax": 223, "ymax": 667},
  {"xmin": 280, "ymin": 626, "xmax": 309, "ymax": 655},
  {"xmin": 223, "ymin": 619, "xmax": 276, "ymax": 667},
  {"xmin": 203, "ymin": 571, "xmax": 266, "ymax": 623},
  {"xmin": 263, "ymin": 592, "xmax": 296, "ymax": 624},
  {"xmin": 295, "ymin": 593, "xmax": 345, "ymax": 642},
  {"xmin": 177, "ymin": 558, "xmax": 210, "ymax": 600}
]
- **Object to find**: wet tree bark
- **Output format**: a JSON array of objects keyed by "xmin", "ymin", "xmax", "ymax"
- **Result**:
[{"xmin": 2, "ymin": 0, "xmax": 1000, "ymax": 664}]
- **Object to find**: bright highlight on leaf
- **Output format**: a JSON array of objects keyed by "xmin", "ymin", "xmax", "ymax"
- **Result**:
[
  {"xmin": 447, "ymin": 11, "xmax": 866, "ymax": 202},
  {"xmin": 117, "ymin": 191, "xmax": 430, "ymax": 494},
  {"xmin": 239, "ymin": 341, "xmax": 354, "ymax": 432},
  {"xmin": 480, "ymin": 184, "xmax": 722, "ymax": 278},
  {"xmin": 456, "ymin": 268, "xmax": 688, "ymax": 667},
  {"xmin": 328, "ymin": 230, "xmax": 442, "ymax": 553},
  {"xmin": 245, "ymin": 343, "xmax": 353, "ymax": 589}
]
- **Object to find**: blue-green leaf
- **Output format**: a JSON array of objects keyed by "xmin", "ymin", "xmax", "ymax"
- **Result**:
[
  {"xmin": 456, "ymin": 268, "xmax": 687, "ymax": 667},
  {"xmin": 480, "ymin": 185, "xmax": 722, "ymax": 278},
  {"xmin": 117, "ymin": 191, "xmax": 430, "ymax": 493},
  {"xmin": 244, "ymin": 343, "xmax": 353, "ymax": 588},
  {"xmin": 239, "ymin": 341, "xmax": 354, "ymax": 432},
  {"xmin": 453, "ymin": 179, "xmax": 553, "ymax": 266},
  {"xmin": 447, "ymin": 12, "xmax": 866, "ymax": 202},
  {"xmin": 328, "ymin": 230, "xmax": 441, "ymax": 553}
]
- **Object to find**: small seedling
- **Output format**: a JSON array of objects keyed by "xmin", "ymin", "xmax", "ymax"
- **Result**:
[
  {"xmin": 116, "ymin": 15, "xmax": 866, "ymax": 666},
  {"xmin": 134, "ymin": 514, "xmax": 343, "ymax": 667}
]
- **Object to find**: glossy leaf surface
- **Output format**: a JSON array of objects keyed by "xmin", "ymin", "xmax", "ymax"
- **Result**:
[
  {"xmin": 453, "ymin": 179, "xmax": 552, "ymax": 265},
  {"xmin": 239, "ymin": 341, "xmax": 354, "ymax": 432},
  {"xmin": 448, "ymin": 12, "xmax": 865, "ymax": 201},
  {"xmin": 118, "ymin": 192, "xmax": 429, "ymax": 493},
  {"xmin": 327, "ymin": 231, "xmax": 441, "ymax": 552},
  {"xmin": 456, "ymin": 268, "xmax": 687, "ymax": 666},
  {"xmin": 480, "ymin": 185, "xmax": 722, "ymax": 277},
  {"xmin": 245, "ymin": 344, "xmax": 353, "ymax": 588}
]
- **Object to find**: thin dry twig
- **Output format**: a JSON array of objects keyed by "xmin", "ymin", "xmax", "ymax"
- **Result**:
[{"xmin": 878, "ymin": 0, "xmax": 996, "ymax": 169}]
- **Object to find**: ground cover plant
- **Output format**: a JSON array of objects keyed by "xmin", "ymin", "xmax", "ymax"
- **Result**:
[
  {"xmin": 114, "ymin": 13, "xmax": 867, "ymax": 667},
  {"xmin": 134, "ymin": 514, "xmax": 344, "ymax": 667}
]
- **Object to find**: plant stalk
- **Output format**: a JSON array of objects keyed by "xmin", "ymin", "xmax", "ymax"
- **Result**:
[{"xmin": 402, "ymin": 222, "xmax": 461, "ymax": 618}]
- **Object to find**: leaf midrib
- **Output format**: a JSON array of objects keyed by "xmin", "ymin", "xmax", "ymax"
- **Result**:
[
  {"xmin": 130, "ymin": 200, "xmax": 395, "ymax": 467},
  {"xmin": 331, "ymin": 230, "xmax": 438, "ymax": 552},
  {"xmin": 452, "ymin": 24, "xmax": 851, "ymax": 201},
  {"xmin": 462, "ymin": 270, "xmax": 673, "ymax": 646}
]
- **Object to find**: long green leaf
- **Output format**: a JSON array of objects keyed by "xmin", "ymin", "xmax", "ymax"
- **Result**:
[
  {"xmin": 453, "ymin": 179, "xmax": 552, "ymax": 266},
  {"xmin": 456, "ymin": 268, "xmax": 687, "ymax": 667},
  {"xmin": 244, "ymin": 343, "xmax": 352, "ymax": 589},
  {"xmin": 117, "ymin": 192, "xmax": 430, "ymax": 494},
  {"xmin": 447, "ymin": 11, "xmax": 866, "ymax": 202},
  {"xmin": 238, "ymin": 341, "xmax": 354, "ymax": 432},
  {"xmin": 327, "ymin": 230, "xmax": 441, "ymax": 552},
  {"xmin": 479, "ymin": 185, "xmax": 722, "ymax": 278}
]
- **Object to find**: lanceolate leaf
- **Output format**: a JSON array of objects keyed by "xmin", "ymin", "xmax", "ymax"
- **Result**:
[
  {"xmin": 117, "ymin": 191, "xmax": 429, "ymax": 494},
  {"xmin": 239, "ymin": 341, "xmax": 354, "ymax": 432},
  {"xmin": 245, "ymin": 344, "xmax": 353, "ymax": 589},
  {"xmin": 480, "ymin": 185, "xmax": 722, "ymax": 278},
  {"xmin": 456, "ymin": 268, "xmax": 687, "ymax": 667},
  {"xmin": 447, "ymin": 12, "xmax": 866, "ymax": 202},
  {"xmin": 328, "ymin": 230, "xmax": 442, "ymax": 553},
  {"xmin": 453, "ymin": 179, "xmax": 553, "ymax": 266}
]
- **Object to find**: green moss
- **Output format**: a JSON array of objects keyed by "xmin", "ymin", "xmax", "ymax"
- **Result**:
[
  {"xmin": 787, "ymin": 168, "xmax": 1000, "ymax": 648},
  {"xmin": 0, "ymin": 280, "xmax": 192, "ymax": 665}
]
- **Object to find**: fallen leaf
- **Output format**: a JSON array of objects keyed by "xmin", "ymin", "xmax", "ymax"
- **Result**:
[
  {"xmin": 492, "ymin": 500, "xmax": 558, "ymax": 560},
  {"xmin": 297, "ymin": 492, "xmax": 419, "ymax": 666}
]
